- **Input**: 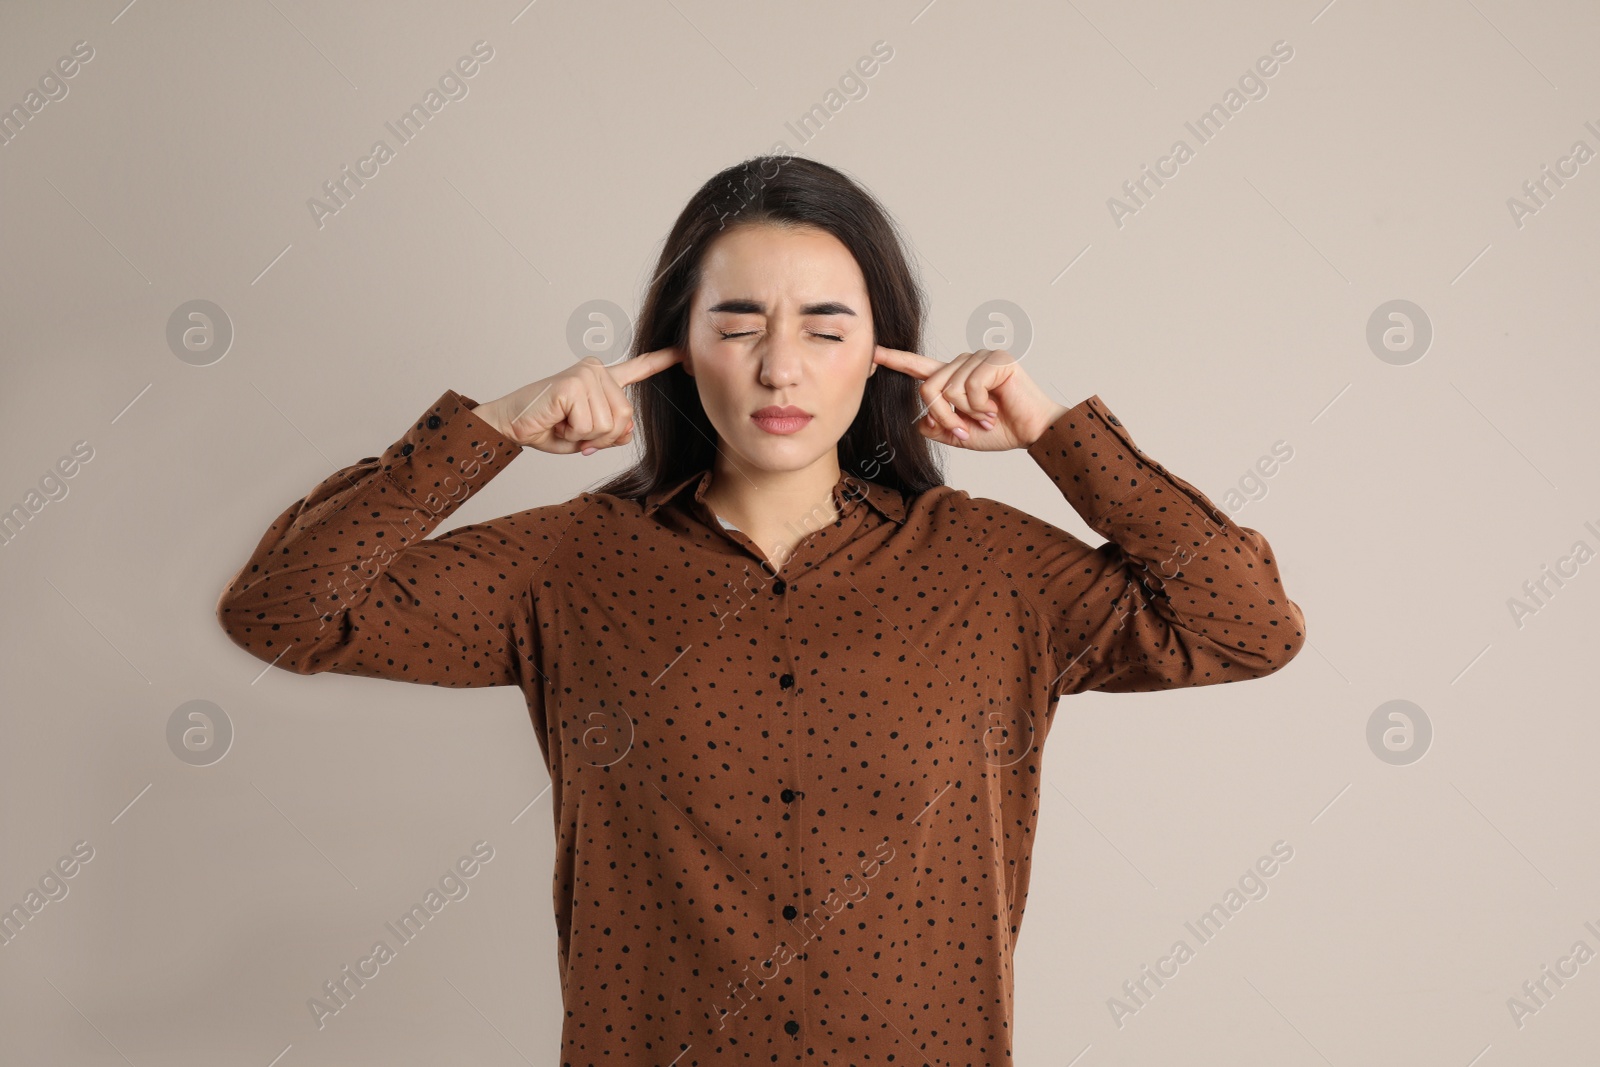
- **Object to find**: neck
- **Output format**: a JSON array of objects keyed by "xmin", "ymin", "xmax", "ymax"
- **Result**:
[{"xmin": 701, "ymin": 451, "xmax": 843, "ymax": 556}]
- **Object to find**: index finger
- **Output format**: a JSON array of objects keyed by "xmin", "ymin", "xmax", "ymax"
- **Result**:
[
  {"xmin": 608, "ymin": 346, "xmax": 685, "ymax": 386},
  {"xmin": 872, "ymin": 344, "xmax": 946, "ymax": 381}
]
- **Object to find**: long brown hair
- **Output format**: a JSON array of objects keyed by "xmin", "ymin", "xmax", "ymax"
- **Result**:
[{"xmin": 590, "ymin": 154, "xmax": 944, "ymax": 504}]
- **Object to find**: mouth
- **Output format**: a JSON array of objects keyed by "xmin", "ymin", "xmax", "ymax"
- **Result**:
[{"xmin": 751, "ymin": 407, "xmax": 812, "ymax": 435}]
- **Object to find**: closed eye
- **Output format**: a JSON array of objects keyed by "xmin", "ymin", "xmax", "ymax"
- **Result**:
[{"xmin": 717, "ymin": 329, "xmax": 845, "ymax": 342}]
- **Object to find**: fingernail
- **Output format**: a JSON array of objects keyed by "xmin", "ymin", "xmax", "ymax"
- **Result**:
[
  {"xmin": 953, "ymin": 426, "xmax": 969, "ymax": 440},
  {"xmin": 581, "ymin": 446, "xmax": 597, "ymax": 456}
]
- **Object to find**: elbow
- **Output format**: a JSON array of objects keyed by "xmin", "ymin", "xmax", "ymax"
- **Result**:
[
  {"xmin": 214, "ymin": 579, "xmax": 306, "ymax": 673},
  {"xmin": 1262, "ymin": 637, "xmax": 1305, "ymax": 677},
  {"xmin": 1257, "ymin": 601, "xmax": 1307, "ymax": 676},
  {"xmin": 214, "ymin": 577, "xmax": 244, "ymax": 643},
  {"xmin": 214, "ymin": 580, "xmax": 264, "ymax": 661},
  {"xmin": 1213, "ymin": 601, "xmax": 1306, "ymax": 680}
]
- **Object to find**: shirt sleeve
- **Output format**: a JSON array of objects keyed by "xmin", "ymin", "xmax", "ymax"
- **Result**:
[
  {"xmin": 215, "ymin": 388, "xmax": 581, "ymax": 689},
  {"xmin": 961, "ymin": 394, "xmax": 1307, "ymax": 700}
]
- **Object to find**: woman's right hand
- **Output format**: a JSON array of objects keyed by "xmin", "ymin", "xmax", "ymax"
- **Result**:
[{"xmin": 469, "ymin": 348, "xmax": 684, "ymax": 455}]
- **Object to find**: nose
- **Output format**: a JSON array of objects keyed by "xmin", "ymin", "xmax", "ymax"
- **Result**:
[{"xmin": 757, "ymin": 328, "xmax": 806, "ymax": 389}]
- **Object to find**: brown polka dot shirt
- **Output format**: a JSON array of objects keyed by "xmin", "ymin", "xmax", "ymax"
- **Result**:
[{"xmin": 216, "ymin": 388, "xmax": 1306, "ymax": 1065}]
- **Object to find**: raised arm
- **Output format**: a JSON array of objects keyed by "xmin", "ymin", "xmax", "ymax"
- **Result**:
[
  {"xmin": 960, "ymin": 394, "xmax": 1307, "ymax": 699},
  {"xmin": 216, "ymin": 350, "xmax": 682, "ymax": 689},
  {"xmin": 214, "ymin": 389, "xmax": 583, "ymax": 687}
]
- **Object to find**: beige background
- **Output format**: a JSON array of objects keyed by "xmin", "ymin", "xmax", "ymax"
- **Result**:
[{"xmin": 3, "ymin": 0, "xmax": 1598, "ymax": 1063}]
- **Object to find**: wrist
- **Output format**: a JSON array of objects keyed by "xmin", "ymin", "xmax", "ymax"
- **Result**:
[
  {"xmin": 467, "ymin": 399, "xmax": 511, "ymax": 439},
  {"xmin": 1025, "ymin": 404, "xmax": 1070, "ymax": 447}
]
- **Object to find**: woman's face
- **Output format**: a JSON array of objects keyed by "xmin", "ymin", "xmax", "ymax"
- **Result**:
[{"xmin": 683, "ymin": 222, "xmax": 876, "ymax": 475}]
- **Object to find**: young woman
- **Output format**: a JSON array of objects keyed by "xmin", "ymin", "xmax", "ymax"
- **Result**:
[{"xmin": 216, "ymin": 155, "xmax": 1306, "ymax": 1065}]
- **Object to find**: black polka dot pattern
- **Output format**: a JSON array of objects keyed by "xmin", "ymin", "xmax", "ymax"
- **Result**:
[{"xmin": 216, "ymin": 388, "xmax": 1306, "ymax": 1065}]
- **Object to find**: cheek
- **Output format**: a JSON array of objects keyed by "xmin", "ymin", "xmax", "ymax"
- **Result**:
[
  {"xmin": 821, "ymin": 348, "xmax": 873, "ymax": 419},
  {"xmin": 843, "ymin": 342, "xmax": 875, "ymax": 385},
  {"xmin": 688, "ymin": 352, "xmax": 744, "ymax": 416}
]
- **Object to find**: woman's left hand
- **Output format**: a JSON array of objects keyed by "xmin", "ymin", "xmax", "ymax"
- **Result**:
[{"xmin": 872, "ymin": 345, "xmax": 1070, "ymax": 451}]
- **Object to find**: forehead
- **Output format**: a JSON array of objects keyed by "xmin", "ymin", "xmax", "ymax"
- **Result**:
[{"xmin": 696, "ymin": 224, "xmax": 867, "ymax": 305}]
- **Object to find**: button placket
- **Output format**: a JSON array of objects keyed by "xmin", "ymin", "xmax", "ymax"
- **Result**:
[
  {"xmin": 774, "ymin": 574, "xmax": 806, "ymax": 1048},
  {"xmin": 780, "ymin": 579, "xmax": 806, "ymax": 1049},
  {"xmin": 697, "ymin": 490, "xmax": 855, "ymax": 1051}
]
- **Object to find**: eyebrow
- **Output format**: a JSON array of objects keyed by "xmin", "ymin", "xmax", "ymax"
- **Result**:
[{"xmin": 706, "ymin": 299, "xmax": 857, "ymax": 317}]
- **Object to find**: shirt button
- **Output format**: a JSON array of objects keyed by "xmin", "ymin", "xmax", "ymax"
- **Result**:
[
  {"xmin": 779, "ymin": 788, "xmax": 796, "ymax": 803},
  {"xmin": 400, "ymin": 443, "xmax": 414, "ymax": 456},
  {"xmin": 784, "ymin": 1020, "xmax": 800, "ymax": 1036},
  {"xmin": 426, "ymin": 415, "xmax": 442, "ymax": 429},
  {"xmin": 779, "ymin": 673, "xmax": 794, "ymax": 689},
  {"xmin": 782, "ymin": 904, "xmax": 798, "ymax": 920},
  {"xmin": 771, "ymin": 579, "xmax": 786, "ymax": 596}
]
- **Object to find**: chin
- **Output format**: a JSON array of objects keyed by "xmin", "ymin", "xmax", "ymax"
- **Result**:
[{"xmin": 734, "ymin": 433, "xmax": 832, "ymax": 469}]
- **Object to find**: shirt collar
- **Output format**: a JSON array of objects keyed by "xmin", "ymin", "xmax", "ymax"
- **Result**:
[{"xmin": 642, "ymin": 467, "xmax": 908, "ymax": 525}]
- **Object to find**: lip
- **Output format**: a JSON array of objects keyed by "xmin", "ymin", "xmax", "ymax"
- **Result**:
[{"xmin": 751, "ymin": 406, "xmax": 812, "ymax": 435}]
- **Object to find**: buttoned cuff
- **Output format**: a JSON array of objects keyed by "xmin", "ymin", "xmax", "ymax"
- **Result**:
[
  {"xmin": 377, "ymin": 390, "xmax": 523, "ymax": 532},
  {"xmin": 1025, "ymin": 394, "xmax": 1226, "ymax": 526}
]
